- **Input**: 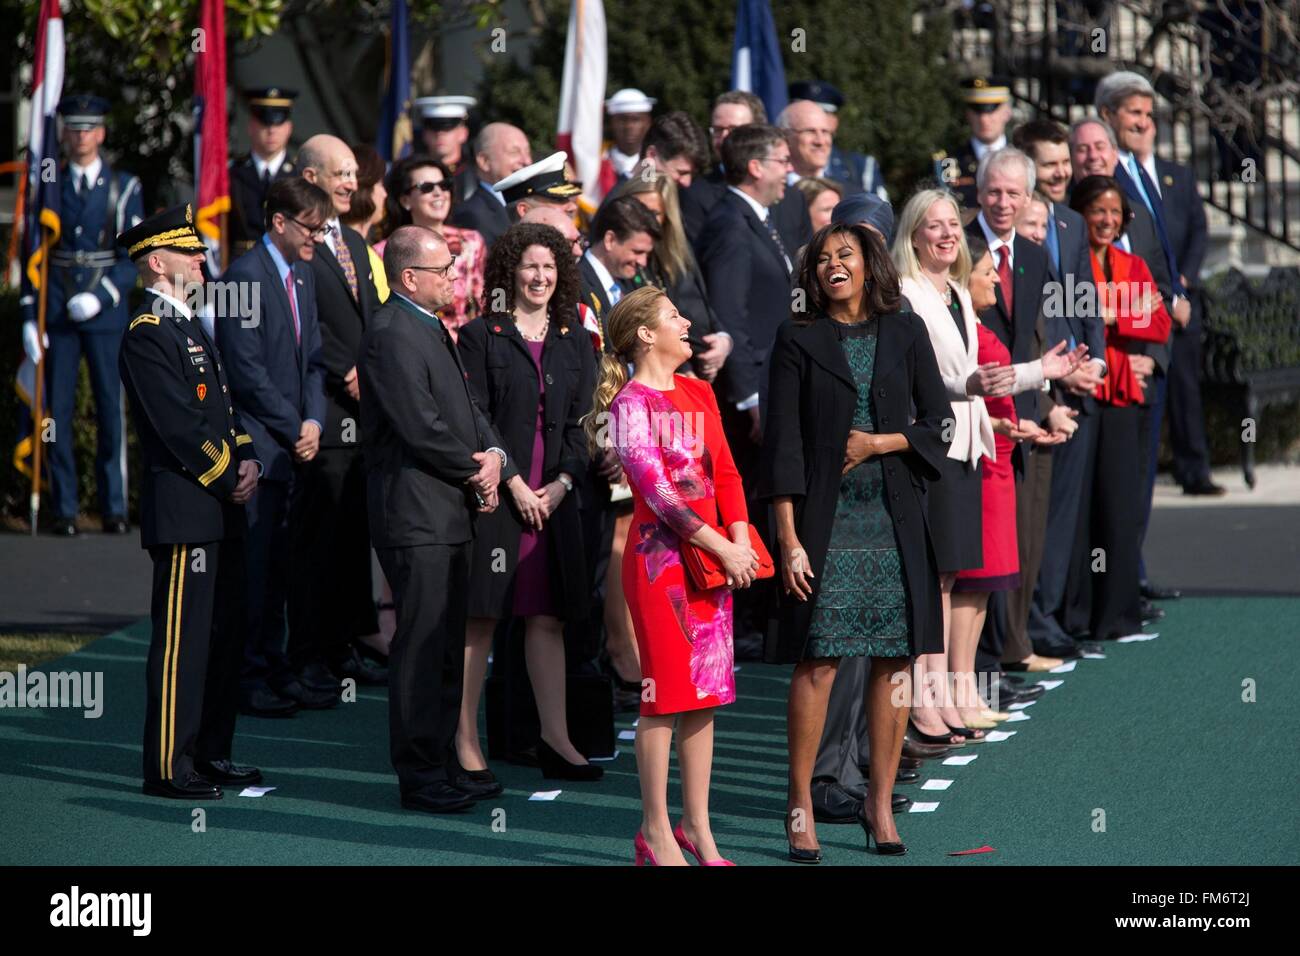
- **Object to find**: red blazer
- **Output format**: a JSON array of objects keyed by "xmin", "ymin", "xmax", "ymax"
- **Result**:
[{"xmin": 1089, "ymin": 245, "xmax": 1172, "ymax": 406}]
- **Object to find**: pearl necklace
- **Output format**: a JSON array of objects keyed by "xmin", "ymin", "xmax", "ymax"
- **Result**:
[{"xmin": 519, "ymin": 316, "xmax": 549, "ymax": 342}]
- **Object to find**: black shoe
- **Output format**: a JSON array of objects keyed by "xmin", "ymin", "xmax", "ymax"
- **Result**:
[
  {"xmin": 1141, "ymin": 583, "xmax": 1181, "ymax": 601},
  {"xmin": 788, "ymin": 844, "xmax": 823, "ymax": 864},
  {"xmin": 239, "ymin": 686, "xmax": 299, "ymax": 718},
  {"xmin": 901, "ymin": 737, "xmax": 952, "ymax": 760},
  {"xmin": 336, "ymin": 647, "xmax": 387, "ymax": 686},
  {"xmin": 276, "ymin": 679, "xmax": 340, "ymax": 710},
  {"xmin": 51, "ymin": 518, "xmax": 78, "ymax": 537},
  {"xmin": 1003, "ymin": 673, "xmax": 1026, "ymax": 686},
  {"xmin": 195, "ymin": 759, "xmax": 263, "ymax": 786},
  {"xmin": 858, "ymin": 803, "xmax": 906, "ymax": 855},
  {"xmin": 907, "ymin": 721, "xmax": 963, "ymax": 747},
  {"xmin": 899, "ymin": 755, "xmax": 923, "ymax": 770},
  {"xmin": 991, "ymin": 676, "xmax": 1044, "ymax": 704},
  {"xmin": 297, "ymin": 660, "xmax": 343, "ymax": 694},
  {"xmin": 401, "ymin": 782, "xmax": 476, "ymax": 814},
  {"xmin": 1027, "ymin": 638, "xmax": 1081, "ymax": 661},
  {"xmin": 1182, "ymin": 478, "xmax": 1226, "ymax": 497},
  {"xmin": 451, "ymin": 769, "xmax": 503, "ymax": 800},
  {"xmin": 143, "ymin": 772, "xmax": 222, "ymax": 800},
  {"xmin": 859, "ymin": 766, "xmax": 920, "ymax": 785},
  {"xmin": 811, "ymin": 778, "xmax": 862, "ymax": 824},
  {"xmin": 537, "ymin": 740, "xmax": 603, "ymax": 781},
  {"xmin": 892, "ymin": 793, "xmax": 911, "ymax": 813},
  {"xmin": 1077, "ymin": 640, "xmax": 1105, "ymax": 656},
  {"xmin": 1140, "ymin": 600, "xmax": 1166, "ymax": 624},
  {"xmin": 101, "ymin": 515, "xmax": 129, "ymax": 534}
]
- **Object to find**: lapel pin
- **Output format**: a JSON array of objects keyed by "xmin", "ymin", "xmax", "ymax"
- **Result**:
[{"xmin": 493, "ymin": 324, "xmax": 503, "ymax": 333}]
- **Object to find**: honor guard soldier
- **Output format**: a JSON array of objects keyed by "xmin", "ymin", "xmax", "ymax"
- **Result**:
[
  {"xmin": 494, "ymin": 150, "xmax": 584, "ymax": 224},
  {"xmin": 117, "ymin": 204, "xmax": 265, "ymax": 799},
  {"xmin": 19, "ymin": 94, "xmax": 143, "ymax": 536},
  {"xmin": 932, "ymin": 76, "xmax": 1013, "ymax": 213},
  {"xmin": 229, "ymin": 87, "xmax": 298, "ymax": 256},
  {"xmin": 414, "ymin": 94, "xmax": 478, "ymax": 202}
]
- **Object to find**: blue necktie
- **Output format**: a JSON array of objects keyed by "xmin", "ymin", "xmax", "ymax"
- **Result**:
[
  {"xmin": 608, "ymin": 281, "xmax": 622, "ymax": 306},
  {"xmin": 1127, "ymin": 155, "xmax": 1155, "ymax": 216},
  {"xmin": 1045, "ymin": 211, "xmax": 1062, "ymax": 276}
]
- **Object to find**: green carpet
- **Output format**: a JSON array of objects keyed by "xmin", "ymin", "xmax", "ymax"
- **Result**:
[{"xmin": 1, "ymin": 597, "xmax": 1297, "ymax": 866}]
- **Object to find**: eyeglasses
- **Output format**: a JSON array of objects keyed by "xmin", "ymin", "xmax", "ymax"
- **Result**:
[
  {"xmin": 709, "ymin": 125, "xmax": 741, "ymax": 138},
  {"xmin": 760, "ymin": 155, "xmax": 794, "ymax": 168},
  {"xmin": 287, "ymin": 217, "xmax": 328, "ymax": 239},
  {"xmin": 407, "ymin": 255, "xmax": 458, "ymax": 277},
  {"xmin": 408, "ymin": 180, "xmax": 453, "ymax": 195}
]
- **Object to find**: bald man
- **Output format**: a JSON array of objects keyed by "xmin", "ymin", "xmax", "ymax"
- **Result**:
[
  {"xmin": 521, "ymin": 204, "xmax": 583, "ymax": 261},
  {"xmin": 778, "ymin": 99, "xmax": 888, "ymax": 200},
  {"xmin": 451, "ymin": 122, "xmax": 532, "ymax": 246},
  {"xmin": 289, "ymin": 134, "xmax": 387, "ymax": 696}
]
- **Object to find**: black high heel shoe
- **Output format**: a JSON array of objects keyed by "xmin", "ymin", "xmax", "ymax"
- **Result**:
[
  {"xmin": 858, "ymin": 803, "xmax": 906, "ymax": 856},
  {"xmin": 907, "ymin": 719, "xmax": 964, "ymax": 747},
  {"xmin": 537, "ymin": 740, "xmax": 603, "ymax": 781},
  {"xmin": 784, "ymin": 815, "xmax": 822, "ymax": 864}
]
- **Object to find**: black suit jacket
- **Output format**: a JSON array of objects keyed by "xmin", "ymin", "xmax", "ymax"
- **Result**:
[
  {"xmin": 119, "ymin": 292, "xmax": 257, "ymax": 547},
  {"xmin": 758, "ymin": 312, "xmax": 950, "ymax": 663},
  {"xmin": 1117, "ymin": 201, "xmax": 1175, "ymax": 373},
  {"xmin": 308, "ymin": 223, "xmax": 380, "ymax": 448},
  {"xmin": 1154, "ymin": 157, "xmax": 1208, "ymax": 345},
  {"xmin": 698, "ymin": 189, "xmax": 795, "ymax": 404},
  {"xmin": 450, "ymin": 183, "xmax": 511, "ymax": 248},
  {"xmin": 228, "ymin": 154, "xmax": 296, "ymax": 251},
  {"xmin": 219, "ymin": 241, "xmax": 329, "ymax": 482},
  {"xmin": 692, "ymin": 167, "xmax": 812, "ymax": 259},
  {"xmin": 358, "ymin": 296, "xmax": 517, "ymax": 548},
  {"xmin": 1045, "ymin": 201, "xmax": 1107, "ymax": 414},
  {"xmin": 964, "ymin": 222, "xmax": 1053, "ymax": 428}
]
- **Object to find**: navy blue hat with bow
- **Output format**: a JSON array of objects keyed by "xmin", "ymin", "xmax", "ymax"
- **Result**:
[{"xmin": 831, "ymin": 194, "xmax": 895, "ymax": 244}]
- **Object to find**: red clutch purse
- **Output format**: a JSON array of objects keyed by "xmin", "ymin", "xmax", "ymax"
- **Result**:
[{"xmin": 681, "ymin": 523, "xmax": 775, "ymax": 590}]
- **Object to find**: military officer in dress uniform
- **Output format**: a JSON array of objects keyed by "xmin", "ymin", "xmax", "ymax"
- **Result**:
[
  {"xmin": 414, "ymin": 95, "xmax": 478, "ymax": 203},
  {"xmin": 493, "ymin": 150, "xmax": 584, "ymax": 224},
  {"xmin": 787, "ymin": 80, "xmax": 889, "ymax": 200},
  {"xmin": 118, "ymin": 205, "xmax": 265, "ymax": 799},
  {"xmin": 229, "ymin": 88, "xmax": 298, "ymax": 256},
  {"xmin": 932, "ymin": 75, "xmax": 1014, "ymax": 213},
  {"xmin": 19, "ymin": 95, "xmax": 144, "ymax": 537}
]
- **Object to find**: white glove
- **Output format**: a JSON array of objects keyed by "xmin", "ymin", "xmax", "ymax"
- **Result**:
[
  {"xmin": 23, "ymin": 321, "xmax": 48, "ymax": 364},
  {"xmin": 67, "ymin": 292, "xmax": 102, "ymax": 323}
]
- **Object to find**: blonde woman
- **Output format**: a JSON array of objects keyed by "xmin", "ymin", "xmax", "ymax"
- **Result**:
[{"xmin": 585, "ymin": 286, "xmax": 757, "ymax": 866}]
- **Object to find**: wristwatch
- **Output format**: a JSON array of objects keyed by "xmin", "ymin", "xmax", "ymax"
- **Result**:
[{"xmin": 556, "ymin": 474, "xmax": 574, "ymax": 492}]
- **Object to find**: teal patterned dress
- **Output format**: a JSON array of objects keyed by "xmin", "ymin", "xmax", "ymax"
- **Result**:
[{"xmin": 805, "ymin": 319, "xmax": 911, "ymax": 659}]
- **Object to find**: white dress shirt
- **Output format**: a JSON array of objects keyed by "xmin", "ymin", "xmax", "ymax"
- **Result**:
[
  {"xmin": 971, "ymin": 134, "xmax": 1007, "ymax": 163},
  {"xmin": 583, "ymin": 249, "xmax": 623, "ymax": 307},
  {"xmin": 253, "ymin": 149, "xmax": 287, "ymax": 181}
]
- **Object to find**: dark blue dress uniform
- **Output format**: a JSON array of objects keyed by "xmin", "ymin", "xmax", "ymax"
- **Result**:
[
  {"xmin": 117, "ymin": 205, "xmax": 262, "ymax": 798},
  {"xmin": 932, "ymin": 76, "xmax": 1013, "ymax": 213},
  {"xmin": 19, "ymin": 95, "xmax": 144, "ymax": 526},
  {"xmin": 228, "ymin": 88, "xmax": 298, "ymax": 256}
]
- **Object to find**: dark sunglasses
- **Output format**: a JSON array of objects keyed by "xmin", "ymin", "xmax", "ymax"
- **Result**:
[{"xmin": 407, "ymin": 181, "xmax": 453, "ymax": 195}]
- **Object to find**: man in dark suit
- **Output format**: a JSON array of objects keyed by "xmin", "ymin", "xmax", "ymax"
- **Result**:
[
  {"xmin": 1014, "ymin": 119, "xmax": 1110, "ymax": 659},
  {"xmin": 20, "ymin": 95, "xmax": 144, "ymax": 536},
  {"xmin": 219, "ymin": 178, "xmax": 333, "ymax": 717},
  {"xmin": 295, "ymin": 135, "xmax": 387, "ymax": 692},
  {"xmin": 117, "ymin": 205, "xmax": 263, "ymax": 799},
  {"xmin": 967, "ymin": 148, "xmax": 1078, "ymax": 686},
  {"xmin": 448, "ymin": 122, "xmax": 531, "ymax": 247},
  {"xmin": 934, "ymin": 77, "xmax": 1013, "ymax": 213},
  {"xmin": 577, "ymin": 197, "xmax": 659, "ymax": 333},
  {"xmin": 359, "ymin": 226, "xmax": 516, "ymax": 813},
  {"xmin": 228, "ymin": 88, "xmax": 297, "ymax": 257},
  {"xmin": 687, "ymin": 92, "xmax": 812, "ymax": 256}
]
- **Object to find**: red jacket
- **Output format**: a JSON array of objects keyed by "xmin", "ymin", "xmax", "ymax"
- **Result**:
[{"xmin": 1089, "ymin": 245, "xmax": 1172, "ymax": 406}]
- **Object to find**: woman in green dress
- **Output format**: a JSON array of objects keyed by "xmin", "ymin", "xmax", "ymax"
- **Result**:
[{"xmin": 760, "ymin": 222, "xmax": 951, "ymax": 861}]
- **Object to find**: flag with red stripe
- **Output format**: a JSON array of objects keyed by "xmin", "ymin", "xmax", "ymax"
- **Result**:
[
  {"xmin": 194, "ymin": 0, "xmax": 229, "ymax": 248},
  {"xmin": 556, "ymin": 0, "xmax": 607, "ymax": 217}
]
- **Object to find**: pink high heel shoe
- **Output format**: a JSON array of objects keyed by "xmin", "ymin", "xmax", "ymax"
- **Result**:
[
  {"xmin": 634, "ymin": 831, "xmax": 659, "ymax": 866},
  {"xmin": 673, "ymin": 823, "xmax": 735, "ymax": 866}
]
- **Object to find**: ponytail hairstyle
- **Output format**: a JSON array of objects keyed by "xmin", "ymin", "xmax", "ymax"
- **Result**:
[{"xmin": 582, "ymin": 285, "xmax": 668, "ymax": 455}]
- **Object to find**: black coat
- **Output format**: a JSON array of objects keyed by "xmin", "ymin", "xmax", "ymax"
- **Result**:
[
  {"xmin": 119, "ymin": 291, "xmax": 258, "ymax": 548},
  {"xmin": 457, "ymin": 314, "xmax": 596, "ymax": 620},
  {"xmin": 758, "ymin": 312, "xmax": 951, "ymax": 663},
  {"xmin": 308, "ymin": 223, "xmax": 380, "ymax": 448},
  {"xmin": 450, "ymin": 183, "xmax": 511, "ymax": 248},
  {"xmin": 228, "ymin": 154, "xmax": 296, "ymax": 252},
  {"xmin": 358, "ymin": 296, "xmax": 517, "ymax": 549}
]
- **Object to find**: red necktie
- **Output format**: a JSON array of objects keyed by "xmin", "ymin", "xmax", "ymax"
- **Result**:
[
  {"xmin": 286, "ymin": 270, "xmax": 300, "ymax": 343},
  {"xmin": 997, "ymin": 245, "xmax": 1014, "ymax": 317}
]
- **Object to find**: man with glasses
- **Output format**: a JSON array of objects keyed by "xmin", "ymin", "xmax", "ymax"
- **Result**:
[
  {"xmin": 219, "ymin": 178, "xmax": 333, "ymax": 718},
  {"xmin": 359, "ymin": 225, "xmax": 515, "ymax": 813},
  {"xmin": 779, "ymin": 95, "xmax": 888, "ymax": 201},
  {"xmin": 294, "ymin": 134, "xmax": 388, "ymax": 698}
]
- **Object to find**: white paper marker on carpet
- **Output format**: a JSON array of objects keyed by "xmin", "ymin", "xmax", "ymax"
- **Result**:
[
  {"xmin": 239, "ymin": 786, "xmax": 276, "ymax": 797},
  {"xmin": 1049, "ymin": 660, "xmax": 1077, "ymax": 673},
  {"xmin": 1083, "ymin": 652, "xmax": 1107, "ymax": 660},
  {"xmin": 1037, "ymin": 679, "xmax": 1064, "ymax": 690},
  {"xmin": 617, "ymin": 730, "xmax": 637, "ymax": 740},
  {"xmin": 529, "ymin": 790, "xmax": 562, "ymax": 801},
  {"xmin": 1004, "ymin": 711, "xmax": 1031, "ymax": 722},
  {"xmin": 983, "ymin": 730, "xmax": 1017, "ymax": 742},
  {"xmin": 921, "ymin": 779, "xmax": 953, "ymax": 791},
  {"xmin": 942, "ymin": 754, "xmax": 978, "ymax": 766},
  {"xmin": 1116, "ymin": 632, "xmax": 1159, "ymax": 643},
  {"xmin": 908, "ymin": 801, "xmax": 940, "ymax": 813},
  {"xmin": 1007, "ymin": 700, "xmax": 1036, "ymax": 710},
  {"xmin": 589, "ymin": 750, "xmax": 620, "ymax": 762}
]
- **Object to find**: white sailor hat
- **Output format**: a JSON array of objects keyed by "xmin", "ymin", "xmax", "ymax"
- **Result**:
[
  {"xmin": 413, "ymin": 95, "xmax": 476, "ymax": 129},
  {"xmin": 605, "ymin": 88, "xmax": 656, "ymax": 115},
  {"xmin": 492, "ymin": 151, "xmax": 582, "ymax": 204}
]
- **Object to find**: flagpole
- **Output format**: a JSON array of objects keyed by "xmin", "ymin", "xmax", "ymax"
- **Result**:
[{"xmin": 30, "ymin": 230, "xmax": 50, "ymax": 535}]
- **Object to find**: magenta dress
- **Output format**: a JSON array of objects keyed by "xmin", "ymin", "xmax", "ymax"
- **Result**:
[{"xmin": 512, "ymin": 338, "xmax": 556, "ymax": 617}]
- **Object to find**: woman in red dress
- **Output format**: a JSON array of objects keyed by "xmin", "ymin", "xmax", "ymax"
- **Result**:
[{"xmin": 585, "ymin": 287, "xmax": 760, "ymax": 866}]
